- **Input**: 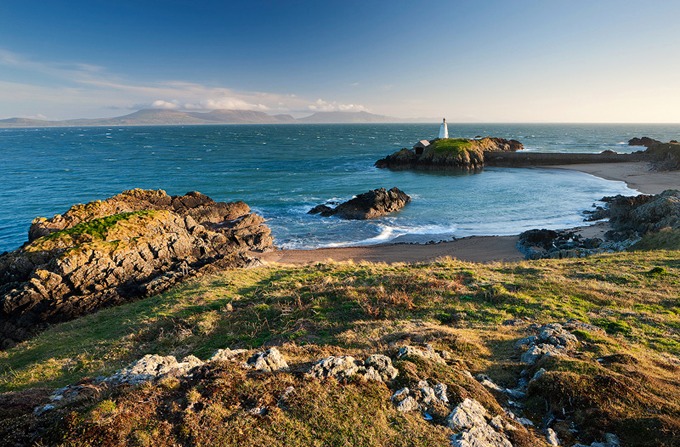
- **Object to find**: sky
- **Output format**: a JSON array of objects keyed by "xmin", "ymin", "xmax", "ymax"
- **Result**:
[{"xmin": 1, "ymin": 0, "xmax": 679, "ymax": 122}]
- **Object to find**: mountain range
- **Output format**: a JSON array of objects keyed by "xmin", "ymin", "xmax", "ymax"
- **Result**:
[{"xmin": 0, "ymin": 109, "xmax": 413, "ymax": 128}]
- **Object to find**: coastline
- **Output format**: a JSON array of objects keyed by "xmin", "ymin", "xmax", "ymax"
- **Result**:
[{"xmin": 255, "ymin": 161, "xmax": 679, "ymax": 266}]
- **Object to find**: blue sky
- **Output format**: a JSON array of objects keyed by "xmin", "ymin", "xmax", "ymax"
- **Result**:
[{"xmin": 1, "ymin": 0, "xmax": 679, "ymax": 122}]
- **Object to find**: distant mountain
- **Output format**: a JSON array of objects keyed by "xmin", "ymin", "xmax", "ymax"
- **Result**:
[
  {"xmin": 297, "ymin": 111, "xmax": 399, "ymax": 124},
  {"xmin": 0, "ymin": 109, "xmax": 408, "ymax": 128}
]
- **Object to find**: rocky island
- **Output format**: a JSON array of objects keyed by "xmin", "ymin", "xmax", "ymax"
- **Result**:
[
  {"xmin": 0, "ymin": 189, "xmax": 273, "ymax": 348},
  {"xmin": 309, "ymin": 187, "xmax": 411, "ymax": 219},
  {"xmin": 375, "ymin": 137, "xmax": 524, "ymax": 171},
  {"xmin": 377, "ymin": 135, "xmax": 680, "ymax": 171}
]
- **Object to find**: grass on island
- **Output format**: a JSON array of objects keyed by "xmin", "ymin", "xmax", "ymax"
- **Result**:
[
  {"xmin": 0, "ymin": 250, "xmax": 678, "ymax": 446},
  {"xmin": 428, "ymin": 138, "xmax": 474, "ymax": 155}
]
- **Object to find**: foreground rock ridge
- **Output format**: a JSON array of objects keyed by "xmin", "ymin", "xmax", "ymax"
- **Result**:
[
  {"xmin": 0, "ymin": 189, "xmax": 273, "ymax": 347},
  {"xmin": 309, "ymin": 187, "xmax": 411, "ymax": 219}
]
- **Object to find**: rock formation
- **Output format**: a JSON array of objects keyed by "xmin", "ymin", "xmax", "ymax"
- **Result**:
[
  {"xmin": 628, "ymin": 136, "xmax": 661, "ymax": 147},
  {"xmin": 308, "ymin": 187, "xmax": 411, "ymax": 219},
  {"xmin": 628, "ymin": 137, "xmax": 680, "ymax": 171},
  {"xmin": 518, "ymin": 189, "xmax": 680, "ymax": 259},
  {"xmin": 0, "ymin": 189, "xmax": 273, "ymax": 348},
  {"xmin": 375, "ymin": 137, "xmax": 523, "ymax": 171}
]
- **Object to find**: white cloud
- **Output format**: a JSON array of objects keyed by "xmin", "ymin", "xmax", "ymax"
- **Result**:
[
  {"xmin": 150, "ymin": 99, "xmax": 181, "ymax": 109},
  {"xmin": 0, "ymin": 48, "xmax": 373, "ymax": 119},
  {"xmin": 308, "ymin": 98, "xmax": 368, "ymax": 112}
]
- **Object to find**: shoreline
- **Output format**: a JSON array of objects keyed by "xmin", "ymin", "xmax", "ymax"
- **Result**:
[{"xmin": 255, "ymin": 161, "xmax": 679, "ymax": 266}]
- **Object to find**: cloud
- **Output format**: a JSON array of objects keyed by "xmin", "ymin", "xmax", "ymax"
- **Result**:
[
  {"xmin": 0, "ymin": 48, "xmax": 372, "ymax": 119},
  {"xmin": 150, "ymin": 100, "xmax": 181, "ymax": 109},
  {"xmin": 308, "ymin": 98, "xmax": 368, "ymax": 112}
]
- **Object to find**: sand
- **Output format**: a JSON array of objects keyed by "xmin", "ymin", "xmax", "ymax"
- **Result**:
[
  {"xmin": 256, "ymin": 235, "xmax": 523, "ymax": 265},
  {"xmin": 548, "ymin": 161, "xmax": 679, "ymax": 195},
  {"xmin": 254, "ymin": 161, "xmax": 678, "ymax": 266}
]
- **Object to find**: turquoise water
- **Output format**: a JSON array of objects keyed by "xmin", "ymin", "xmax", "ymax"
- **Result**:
[{"xmin": 1, "ymin": 123, "xmax": 677, "ymax": 253}]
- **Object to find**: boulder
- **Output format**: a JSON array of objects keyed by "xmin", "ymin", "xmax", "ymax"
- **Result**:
[
  {"xmin": 447, "ymin": 398, "xmax": 513, "ymax": 447},
  {"xmin": 396, "ymin": 345, "xmax": 446, "ymax": 364},
  {"xmin": 0, "ymin": 189, "xmax": 274, "ymax": 348},
  {"xmin": 246, "ymin": 347, "xmax": 289, "ymax": 372},
  {"xmin": 628, "ymin": 136, "xmax": 661, "ymax": 147},
  {"xmin": 107, "ymin": 354, "xmax": 204, "ymax": 385},
  {"xmin": 309, "ymin": 187, "xmax": 411, "ymax": 220},
  {"xmin": 307, "ymin": 355, "xmax": 360, "ymax": 381},
  {"xmin": 307, "ymin": 354, "xmax": 399, "ymax": 382},
  {"xmin": 365, "ymin": 354, "xmax": 399, "ymax": 381}
]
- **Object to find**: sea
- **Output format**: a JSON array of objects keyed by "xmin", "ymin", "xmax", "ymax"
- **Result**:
[{"xmin": 1, "ymin": 123, "xmax": 678, "ymax": 254}]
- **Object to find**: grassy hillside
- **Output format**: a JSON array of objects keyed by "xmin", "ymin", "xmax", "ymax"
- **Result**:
[{"xmin": 0, "ymin": 251, "xmax": 678, "ymax": 446}]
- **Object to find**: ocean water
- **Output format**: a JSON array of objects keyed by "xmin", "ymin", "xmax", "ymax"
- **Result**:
[{"xmin": 1, "ymin": 123, "xmax": 677, "ymax": 253}]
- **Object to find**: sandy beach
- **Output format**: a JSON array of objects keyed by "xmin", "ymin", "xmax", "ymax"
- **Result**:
[{"xmin": 255, "ymin": 161, "xmax": 679, "ymax": 266}]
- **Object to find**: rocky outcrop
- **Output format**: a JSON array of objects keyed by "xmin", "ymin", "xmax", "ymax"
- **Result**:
[
  {"xmin": 628, "ymin": 136, "xmax": 661, "ymax": 147},
  {"xmin": 376, "ymin": 137, "xmax": 523, "ymax": 171},
  {"xmin": 447, "ymin": 398, "xmax": 513, "ymax": 447},
  {"xmin": 518, "ymin": 189, "xmax": 680, "ymax": 259},
  {"xmin": 306, "ymin": 354, "xmax": 398, "ymax": 382},
  {"xmin": 583, "ymin": 189, "xmax": 680, "ymax": 244},
  {"xmin": 0, "ymin": 189, "xmax": 273, "ymax": 348},
  {"xmin": 246, "ymin": 347, "xmax": 289, "ymax": 372},
  {"xmin": 515, "ymin": 323, "xmax": 579, "ymax": 365},
  {"xmin": 516, "ymin": 229, "xmax": 612, "ymax": 260},
  {"xmin": 308, "ymin": 187, "xmax": 410, "ymax": 220},
  {"xmin": 628, "ymin": 137, "xmax": 680, "ymax": 171}
]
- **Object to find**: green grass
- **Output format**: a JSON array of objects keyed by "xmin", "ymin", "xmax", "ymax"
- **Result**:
[
  {"xmin": 632, "ymin": 228, "xmax": 680, "ymax": 251},
  {"xmin": 1, "ymin": 251, "xmax": 678, "ymax": 393},
  {"xmin": 429, "ymin": 138, "xmax": 474, "ymax": 155},
  {"xmin": 42, "ymin": 210, "xmax": 156, "ymax": 242},
  {"xmin": 1, "ymin": 251, "xmax": 679, "ymax": 446}
]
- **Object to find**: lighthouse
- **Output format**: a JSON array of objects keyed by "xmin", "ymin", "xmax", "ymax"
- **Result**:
[{"xmin": 438, "ymin": 118, "xmax": 448, "ymax": 139}]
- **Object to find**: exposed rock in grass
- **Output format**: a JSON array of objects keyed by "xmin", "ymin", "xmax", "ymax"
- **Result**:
[
  {"xmin": 107, "ymin": 354, "xmax": 204, "ymax": 385},
  {"xmin": 389, "ymin": 380, "xmax": 449, "ymax": 414},
  {"xmin": 307, "ymin": 354, "xmax": 398, "ymax": 382},
  {"xmin": 210, "ymin": 348, "xmax": 248, "ymax": 362},
  {"xmin": 516, "ymin": 323, "xmax": 578, "ymax": 365},
  {"xmin": 0, "ymin": 189, "xmax": 273, "ymax": 348},
  {"xmin": 308, "ymin": 187, "xmax": 411, "ymax": 219},
  {"xmin": 447, "ymin": 398, "xmax": 513, "ymax": 447},
  {"xmin": 396, "ymin": 345, "xmax": 446, "ymax": 364},
  {"xmin": 365, "ymin": 354, "xmax": 399, "ymax": 381},
  {"xmin": 246, "ymin": 347, "xmax": 288, "ymax": 372}
]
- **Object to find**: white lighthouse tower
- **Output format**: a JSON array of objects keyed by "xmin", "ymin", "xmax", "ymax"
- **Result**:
[{"xmin": 438, "ymin": 118, "xmax": 449, "ymax": 139}]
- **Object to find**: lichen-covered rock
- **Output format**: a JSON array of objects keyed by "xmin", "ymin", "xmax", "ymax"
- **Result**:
[
  {"xmin": 391, "ymin": 380, "xmax": 450, "ymax": 414},
  {"xmin": 309, "ymin": 187, "xmax": 411, "ymax": 220},
  {"xmin": 307, "ymin": 354, "xmax": 398, "ymax": 383},
  {"xmin": 396, "ymin": 345, "xmax": 446, "ymax": 364},
  {"xmin": 107, "ymin": 354, "xmax": 204, "ymax": 385},
  {"xmin": 0, "ymin": 189, "xmax": 274, "ymax": 348},
  {"xmin": 210, "ymin": 348, "xmax": 248, "ymax": 362},
  {"xmin": 447, "ymin": 398, "xmax": 513, "ymax": 447},
  {"xmin": 307, "ymin": 356, "xmax": 361, "ymax": 381},
  {"xmin": 365, "ymin": 354, "xmax": 399, "ymax": 381},
  {"xmin": 518, "ymin": 323, "xmax": 579, "ymax": 365},
  {"xmin": 246, "ymin": 347, "xmax": 288, "ymax": 372},
  {"xmin": 391, "ymin": 388, "xmax": 420, "ymax": 412}
]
